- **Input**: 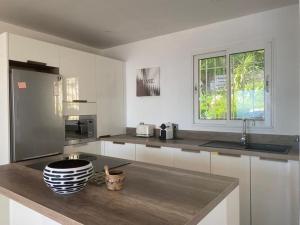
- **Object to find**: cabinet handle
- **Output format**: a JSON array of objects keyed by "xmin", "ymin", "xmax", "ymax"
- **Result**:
[
  {"xmin": 217, "ymin": 152, "xmax": 241, "ymax": 158},
  {"xmin": 181, "ymin": 148, "xmax": 201, "ymax": 153},
  {"xmin": 72, "ymin": 100, "xmax": 88, "ymax": 103},
  {"xmin": 27, "ymin": 60, "xmax": 47, "ymax": 66},
  {"xmin": 113, "ymin": 141, "xmax": 125, "ymax": 145},
  {"xmin": 73, "ymin": 142, "xmax": 88, "ymax": 147},
  {"xmin": 259, "ymin": 157, "xmax": 288, "ymax": 163},
  {"xmin": 145, "ymin": 144, "xmax": 161, "ymax": 149}
]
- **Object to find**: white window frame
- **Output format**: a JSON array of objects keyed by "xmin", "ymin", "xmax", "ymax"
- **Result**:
[{"xmin": 193, "ymin": 40, "xmax": 273, "ymax": 129}]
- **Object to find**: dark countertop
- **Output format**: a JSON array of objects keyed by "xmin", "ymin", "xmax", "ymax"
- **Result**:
[
  {"xmin": 0, "ymin": 154, "xmax": 238, "ymax": 225},
  {"xmin": 101, "ymin": 135, "xmax": 299, "ymax": 161}
]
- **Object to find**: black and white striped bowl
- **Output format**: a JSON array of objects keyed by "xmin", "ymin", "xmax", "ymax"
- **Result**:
[{"xmin": 43, "ymin": 160, "xmax": 94, "ymax": 195}]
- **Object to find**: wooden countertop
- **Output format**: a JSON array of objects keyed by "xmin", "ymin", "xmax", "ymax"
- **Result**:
[
  {"xmin": 101, "ymin": 135, "xmax": 299, "ymax": 161},
  {"xmin": 0, "ymin": 155, "xmax": 238, "ymax": 225}
]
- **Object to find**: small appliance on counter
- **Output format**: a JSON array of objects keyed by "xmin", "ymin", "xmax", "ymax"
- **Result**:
[
  {"xmin": 136, "ymin": 122, "xmax": 155, "ymax": 137},
  {"xmin": 159, "ymin": 123, "xmax": 175, "ymax": 140}
]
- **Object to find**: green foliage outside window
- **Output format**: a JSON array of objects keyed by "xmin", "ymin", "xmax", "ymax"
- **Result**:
[{"xmin": 198, "ymin": 50, "xmax": 265, "ymax": 120}]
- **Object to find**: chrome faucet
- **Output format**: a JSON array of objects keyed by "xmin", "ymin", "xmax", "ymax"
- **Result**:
[{"xmin": 240, "ymin": 119, "xmax": 255, "ymax": 146}]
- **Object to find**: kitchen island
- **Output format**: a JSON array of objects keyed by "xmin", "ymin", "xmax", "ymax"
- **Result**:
[{"xmin": 0, "ymin": 154, "xmax": 239, "ymax": 225}]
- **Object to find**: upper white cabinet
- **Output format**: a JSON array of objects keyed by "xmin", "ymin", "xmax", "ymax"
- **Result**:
[
  {"xmin": 96, "ymin": 56, "xmax": 125, "ymax": 136},
  {"xmin": 59, "ymin": 47, "xmax": 96, "ymax": 103},
  {"xmin": 251, "ymin": 157, "xmax": 299, "ymax": 225},
  {"xmin": 136, "ymin": 144, "xmax": 173, "ymax": 167},
  {"xmin": 63, "ymin": 102, "xmax": 97, "ymax": 116},
  {"xmin": 8, "ymin": 34, "xmax": 59, "ymax": 67},
  {"xmin": 211, "ymin": 152, "xmax": 251, "ymax": 225},
  {"xmin": 173, "ymin": 148, "xmax": 210, "ymax": 173}
]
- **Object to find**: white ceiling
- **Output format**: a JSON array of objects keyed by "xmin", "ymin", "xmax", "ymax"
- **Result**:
[{"xmin": 0, "ymin": 0, "xmax": 297, "ymax": 49}]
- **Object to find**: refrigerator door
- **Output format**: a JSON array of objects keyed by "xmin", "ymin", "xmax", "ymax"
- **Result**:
[{"xmin": 10, "ymin": 69, "xmax": 64, "ymax": 162}]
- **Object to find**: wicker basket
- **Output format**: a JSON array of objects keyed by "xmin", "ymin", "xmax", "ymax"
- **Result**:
[{"xmin": 105, "ymin": 169, "xmax": 125, "ymax": 191}]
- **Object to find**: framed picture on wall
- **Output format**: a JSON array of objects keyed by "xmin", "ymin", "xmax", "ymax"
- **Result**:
[{"xmin": 136, "ymin": 67, "xmax": 160, "ymax": 96}]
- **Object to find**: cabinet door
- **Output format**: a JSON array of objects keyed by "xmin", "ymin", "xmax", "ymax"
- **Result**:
[
  {"xmin": 64, "ymin": 141, "xmax": 100, "ymax": 155},
  {"xmin": 96, "ymin": 56, "xmax": 125, "ymax": 136},
  {"xmin": 136, "ymin": 144, "xmax": 173, "ymax": 167},
  {"xmin": 60, "ymin": 47, "xmax": 96, "ymax": 102},
  {"xmin": 211, "ymin": 152, "xmax": 250, "ymax": 225},
  {"xmin": 9, "ymin": 34, "xmax": 59, "ymax": 67},
  {"xmin": 104, "ymin": 141, "xmax": 135, "ymax": 160},
  {"xmin": 251, "ymin": 157, "xmax": 299, "ymax": 225},
  {"xmin": 10, "ymin": 199, "xmax": 60, "ymax": 225},
  {"xmin": 63, "ymin": 102, "xmax": 97, "ymax": 116},
  {"xmin": 0, "ymin": 195, "xmax": 9, "ymax": 225},
  {"xmin": 173, "ymin": 148, "xmax": 210, "ymax": 173}
]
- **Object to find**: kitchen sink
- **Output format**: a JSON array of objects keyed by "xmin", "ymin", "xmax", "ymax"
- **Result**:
[{"xmin": 201, "ymin": 141, "xmax": 290, "ymax": 154}]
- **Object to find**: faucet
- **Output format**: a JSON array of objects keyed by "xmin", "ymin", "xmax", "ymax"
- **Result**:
[{"xmin": 240, "ymin": 119, "xmax": 255, "ymax": 146}]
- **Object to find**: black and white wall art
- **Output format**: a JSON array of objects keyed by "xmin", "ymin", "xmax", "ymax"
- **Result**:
[{"xmin": 136, "ymin": 67, "xmax": 160, "ymax": 96}]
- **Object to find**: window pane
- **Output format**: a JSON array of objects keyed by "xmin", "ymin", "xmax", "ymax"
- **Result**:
[
  {"xmin": 230, "ymin": 49, "xmax": 265, "ymax": 120},
  {"xmin": 198, "ymin": 56, "xmax": 227, "ymax": 120}
]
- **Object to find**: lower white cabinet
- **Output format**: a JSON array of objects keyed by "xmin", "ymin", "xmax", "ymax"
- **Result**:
[
  {"xmin": 0, "ymin": 194, "xmax": 9, "ymax": 225},
  {"xmin": 197, "ymin": 187, "xmax": 239, "ymax": 225},
  {"xmin": 173, "ymin": 148, "xmax": 210, "ymax": 173},
  {"xmin": 10, "ymin": 200, "xmax": 60, "ymax": 225},
  {"xmin": 104, "ymin": 141, "xmax": 136, "ymax": 160},
  {"xmin": 101, "ymin": 141, "xmax": 299, "ymax": 225},
  {"xmin": 136, "ymin": 144, "xmax": 173, "ymax": 167},
  {"xmin": 211, "ymin": 152, "xmax": 251, "ymax": 225},
  {"xmin": 64, "ymin": 141, "xmax": 101, "ymax": 155},
  {"xmin": 251, "ymin": 157, "xmax": 299, "ymax": 225}
]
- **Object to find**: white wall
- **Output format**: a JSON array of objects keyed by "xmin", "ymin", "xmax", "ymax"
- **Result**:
[
  {"xmin": 0, "ymin": 20, "xmax": 100, "ymax": 54},
  {"xmin": 102, "ymin": 4, "xmax": 299, "ymax": 135}
]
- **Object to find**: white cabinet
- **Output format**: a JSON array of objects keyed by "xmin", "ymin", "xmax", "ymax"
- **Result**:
[
  {"xmin": 96, "ymin": 56, "xmax": 125, "ymax": 136},
  {"xmin": 173, "ymin": 148, "xmax": 210, "ymax": 173},
  {"xmin": 104, "ymin": 141, "xmax": 135, "ymax": 160},
  {"xmin": 64, "ymin": 141, "xmax": 101, "ymax": 155},
  {"xmin": 59, "ymin": 47, "xmax": 96, "ymax": 103},
  {"xmin": 198, "ymin": 187, "xmax": 239, "ymax": 225},
  {"xmin": 63, "ymin": 102, "xmax": 97, "ymax": 116},
  {"xmin": 136, "ymin": 144, "xmax": 173, "ymax": 167},
  {"xmin": 251, "ymin": 157, "xmax": 299, "ymax": 225},
  {"xmin": 9, "ymin": 34, "xmax": 59, "ymax": 67},
  {"xmin": 10, "ymin": 200, "xmax": 60, "ymax": 225},
  {"xmin": 0, "ymin": 194, "xmax": 9, "ymax": 225},
  {"xmin": 211, "ymin": 152, "xmax": 251, "ymax": 225}
]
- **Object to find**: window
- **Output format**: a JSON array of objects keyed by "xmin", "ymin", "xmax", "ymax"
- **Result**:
[
  {"xmin": 198, "ymin": 55, "xmax": 227, "ymax": 120},
  {"xmin": 230, "ymin": 50, "xmax": 265, "ymax": 120},
  {"xmin": 193, "ymin": 41, "xmax": 272, "ymax": 127}
]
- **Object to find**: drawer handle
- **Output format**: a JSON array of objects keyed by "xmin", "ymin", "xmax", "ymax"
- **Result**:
[
  {"xmin": 113, "ymin": 141, "xmax": 125, "ymax": 145},
  {"xmin": 73, "ymin": 142, "xmax": 88, "ymax": 147},
  {"xmin": 72, "ymin": 100, "xmax": 88, "ymax": 103},
  {"xmin": 259, "ymin": 157, "xmax": 288, "ymax": 163},
  {"xmin": 27, "ymin": 60, "xmax": 47, "ymax": 66},
  {"xmin": 181, "ymin": 148, "xmax": 201, "ymax": 153},
  {"xmin": 145, "ymin": 144, "xmax": 161, "ymax": 148},
  {"xmin": 217, "ymin": 152, "xmax": 241, "ymax": 158}
]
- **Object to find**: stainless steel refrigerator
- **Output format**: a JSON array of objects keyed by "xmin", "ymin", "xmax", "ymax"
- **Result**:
[{"xmin": 10, "ymin": 68, "xmax": 64, "ymax": 162}]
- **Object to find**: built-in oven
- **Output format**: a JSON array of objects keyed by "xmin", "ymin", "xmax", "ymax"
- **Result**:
[{"xmin": 64, "ymin": 115, "xmax": 97, "ymax": 145}]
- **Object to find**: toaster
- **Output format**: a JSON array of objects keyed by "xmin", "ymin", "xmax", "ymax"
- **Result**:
[{"xmin": 136, "ymin": 123, "xmax": 155, "ymax": 137}]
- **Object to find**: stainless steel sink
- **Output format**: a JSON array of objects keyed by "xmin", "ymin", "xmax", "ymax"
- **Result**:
[{"xmin": 201, "ymin": 141, "xmax": 290, "ymax": 154}]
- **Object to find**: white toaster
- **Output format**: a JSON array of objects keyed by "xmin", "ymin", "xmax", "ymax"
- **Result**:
[{"xmin": 136, "ymin": 123, "xmax": 155, "ymax": 137}]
